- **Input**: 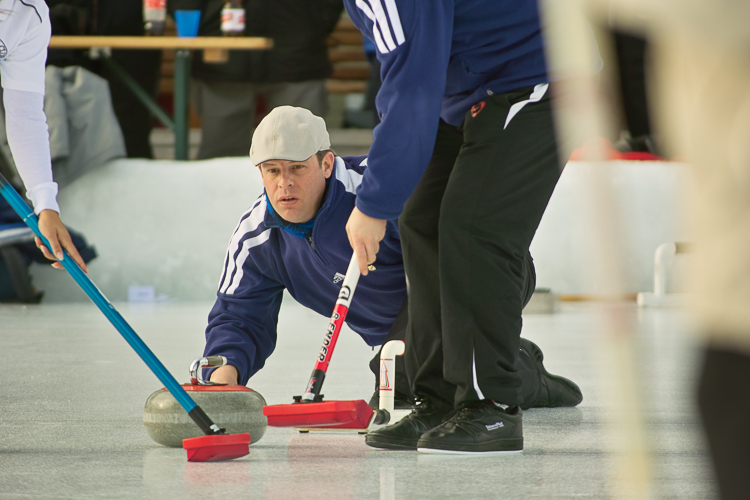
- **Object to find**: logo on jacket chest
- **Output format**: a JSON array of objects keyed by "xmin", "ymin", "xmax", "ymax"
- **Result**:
[
  {"xmin": 0, "ymin": 40, "xmax": 7, "ymax": 60},
  {"xmin": 332, "ymin": 272, "xmax": 345, "ymax": 284}
]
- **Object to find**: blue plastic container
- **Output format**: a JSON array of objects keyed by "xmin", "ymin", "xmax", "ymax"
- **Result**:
[{"xmin": 174, "ymin": 10, "xmax": 201, "ymax": 37}]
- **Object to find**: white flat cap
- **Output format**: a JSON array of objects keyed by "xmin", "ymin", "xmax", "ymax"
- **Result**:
[{"xmin": 249, "ymin": 106, "xmax": 331, "ymax": 166}]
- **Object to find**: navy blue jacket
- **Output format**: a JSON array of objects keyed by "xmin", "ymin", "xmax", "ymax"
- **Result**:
[
  {"xmin": 344, "ymin": 0, "xmax": 548, "ymax": 220},
  {"xmin": 204, "ymin": 156, "xmax": 406, "ymax": 385}
]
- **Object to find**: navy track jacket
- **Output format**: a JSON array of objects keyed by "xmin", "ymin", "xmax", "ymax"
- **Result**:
[
  {"xmin": 344, "ymin": 0, "xmax": 549, "ymax": 220},
  {"xmin": 204, "ymin": 156, "xmax": 406, "ymax": 385}
]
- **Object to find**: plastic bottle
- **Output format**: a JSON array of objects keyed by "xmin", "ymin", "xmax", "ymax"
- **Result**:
[
  {"xmin": 143, "ymin": 0, "xmax": 167, "ymax": 36},
  {"xmin": 221, "ymin": 0, "xmax": 245, "ymax": 36}
]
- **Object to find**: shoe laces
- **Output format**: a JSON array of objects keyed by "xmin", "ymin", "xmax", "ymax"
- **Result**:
[
  {"xmin": 409, "ymin": 398, "xmax": 454, "ymax": 420},
  {"xmin": 442, "ymin": 400, "xmax": 488, "ymax": 423},
  {"xmin": 411, "ymin": 398, "xmax": 437, "ymax": 414}
]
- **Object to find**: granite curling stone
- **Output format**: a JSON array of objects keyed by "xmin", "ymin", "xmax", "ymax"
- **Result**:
[{"xmin": 144, "ymin": 385, "xmax": 267, "ymax": 447}]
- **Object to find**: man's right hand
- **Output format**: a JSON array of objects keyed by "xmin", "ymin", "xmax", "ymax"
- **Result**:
[
  {"xmin": 209, "ymin": 364, "xmax": 240, "ymax": 385},
  {"xmin": 346, "ymin": 207, "xmax": 387, "ymax": 275}
]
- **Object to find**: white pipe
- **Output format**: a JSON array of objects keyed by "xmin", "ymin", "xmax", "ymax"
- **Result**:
[
  {"xmin": 378, "ymin": 340, "xmax": 405, "ymax": 414},
  {"xmin": 653, "ymin": 242, "xmax": 676, "ymax": 296},
  {"xmin": 652, "ymin": 242, "xmax": 692, "ymax": 296}
]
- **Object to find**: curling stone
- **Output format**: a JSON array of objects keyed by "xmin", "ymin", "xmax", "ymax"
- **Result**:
[{"xmin": 143, "ymin": 356, "xmax": 267, "ymax": 447}]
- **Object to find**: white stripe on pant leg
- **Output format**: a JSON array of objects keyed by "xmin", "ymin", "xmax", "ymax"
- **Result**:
[
  {"xmin": 472, "ymin": 350, "xmax": 486, "ymax": 400},
  {"xmin": 503, "ymin": 83, "xmax": 549, "ymax": 130}
]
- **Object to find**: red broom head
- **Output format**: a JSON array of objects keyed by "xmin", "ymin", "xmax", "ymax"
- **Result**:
[
  {"xmin": 182, "ymin": 433, "xmax": 251, "ymax": 462},
  {"xmin": 263, "ymin": 399, "xmax": 373, "ymax": 428}
]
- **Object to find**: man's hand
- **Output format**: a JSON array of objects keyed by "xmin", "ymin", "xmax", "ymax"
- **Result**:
[
  {"xmin": 36, "ymin": 210, "xmax": 88, "ymax": 272},
  {"xmin": 346, "ymin": 207, "xmax": 387, "ymax": 276},
  {"xmin": 210, "ymin": 364, "xmax": 240, "ymax": 385}
]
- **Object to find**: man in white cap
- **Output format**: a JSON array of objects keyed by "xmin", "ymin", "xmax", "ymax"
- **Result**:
[{"xmin": 201, "ymin": 106, "xmax": 581, "ymax": 414}]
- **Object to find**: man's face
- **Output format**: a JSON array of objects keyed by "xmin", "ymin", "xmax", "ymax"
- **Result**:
[{"xmin": 259, "ymin": 152, "xmax": 334, "ymax": 223}]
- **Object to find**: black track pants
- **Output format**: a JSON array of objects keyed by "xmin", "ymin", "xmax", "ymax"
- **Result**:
[
  {"xmin": 369, "ymin": 296, "xmax": 549, "ymax": 410},
  {"xmin": 399, "ymin": 85, "xmax": 563, "ymax": 408},
  {"xmin": 698, "ymin": 345, "xmax": 750, "ymax": 500}
]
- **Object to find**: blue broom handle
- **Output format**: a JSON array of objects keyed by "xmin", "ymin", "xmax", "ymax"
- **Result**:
[{"xmin": 0, "ymin": 179, "xmax": 198, "ymax": 415}]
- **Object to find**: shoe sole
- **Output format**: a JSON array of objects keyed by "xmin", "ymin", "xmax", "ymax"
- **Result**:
[
  {"xmin": 416, "ymin": 437, "xmax": 523, "ymax": 454},
  {"xmin": 365, "ymin": 434, "xmax": 417, "ymax": 451},
  {"xmin": 417, "ymin": 447, "xmax": 524, "ymax": 455},
  {"xmin": 522, "ymin": 339, "xmax": 582, "ymax": 407}
]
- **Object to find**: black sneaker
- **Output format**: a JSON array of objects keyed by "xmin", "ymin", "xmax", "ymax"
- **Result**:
[
  {"xmin": 416, "ymin": 401, "xmax": 523, "ymax": 454},
  {"xmin": 365, "ymin": 400, "xmax": 448, "ymax": 450},
  {"xmin": 521, "ymin": 338, "xmax": 583, "ymax": 408}
]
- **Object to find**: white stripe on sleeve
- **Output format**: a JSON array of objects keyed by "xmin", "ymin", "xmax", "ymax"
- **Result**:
[
  {"xmin": 334, "ymin": 157, "xmax": 364, "ymax": 194},
  {"xmin": 367, "ymin": 0, "xmax": 396, "ymax": 51},
  {"xmin": 355, "ymin": 0, "xmax": 389, "ymax": 54},
  {"xmin": 383, "ymin": 0, "xmax": 405, "ymax": 45},
  {"xmin": 217, "ymin": 213, "xmax": 245, "ymax": 292},
  {"xmin": 224, "ymin": 228, "xmax": 272, "ymax": 295},
  {"xmin": 219, "ymin": 197, "xmax": 267, "ymax": 294}
]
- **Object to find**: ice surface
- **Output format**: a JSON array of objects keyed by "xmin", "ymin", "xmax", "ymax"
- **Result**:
[{"xmin": 0, "ymin": 300, "xmax": 715, "ymax": 499}]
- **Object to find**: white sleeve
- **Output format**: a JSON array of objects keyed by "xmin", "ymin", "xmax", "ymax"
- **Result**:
[
  {"xmin": 4, "ymin": 88, "xmax": 60, "ymax": 214},
  {"xmin": 0, "ymin": 6, "xmax": 50, "ymax": 95},
  {"xmin": 538, "ymin": 0, "xmax": 603, "ymax": 79}
]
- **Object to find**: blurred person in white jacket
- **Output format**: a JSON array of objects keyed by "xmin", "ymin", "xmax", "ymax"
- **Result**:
[
  {"xmin": 656, "ymin": 10, "xmax": 750, "ymax": 500},
  {"xmin": 607, "ymin": 1, "xmax": 750, "ymax": 497},
  {"xmin": 0, "ymin": 0, "xmax": 86, "ymax": 271}
]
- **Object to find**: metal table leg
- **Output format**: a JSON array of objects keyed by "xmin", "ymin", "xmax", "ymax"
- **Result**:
[
  {"xmin": 173, "ymin": 50, "xmax": 192, "ymax": 161},
  {"xmin": 99, "ymin": 52, "xmax": 175, "ymax": 132}
]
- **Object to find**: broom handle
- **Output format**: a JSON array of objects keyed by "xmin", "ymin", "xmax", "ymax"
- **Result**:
[
  {"xmin": 0, "ymin": 175, "xmax": 222, "ymax": 436},
  {"xmin": 300, "ymin": 253, "xmax": 361, "ymax": 402}
]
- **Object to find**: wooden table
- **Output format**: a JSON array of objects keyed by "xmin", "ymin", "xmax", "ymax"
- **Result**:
[{"xmin": 49, "ymin": 36, "xmax": 274, "ymax": 160}]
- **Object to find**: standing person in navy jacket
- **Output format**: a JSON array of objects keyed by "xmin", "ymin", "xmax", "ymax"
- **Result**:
[
  {"xmin": 343, "ymin": 1, "xmax": 578, "ymax": 453},
  {"xmin": 202, "ymin": 106, "xmax": 582, "ymax": 413}
]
